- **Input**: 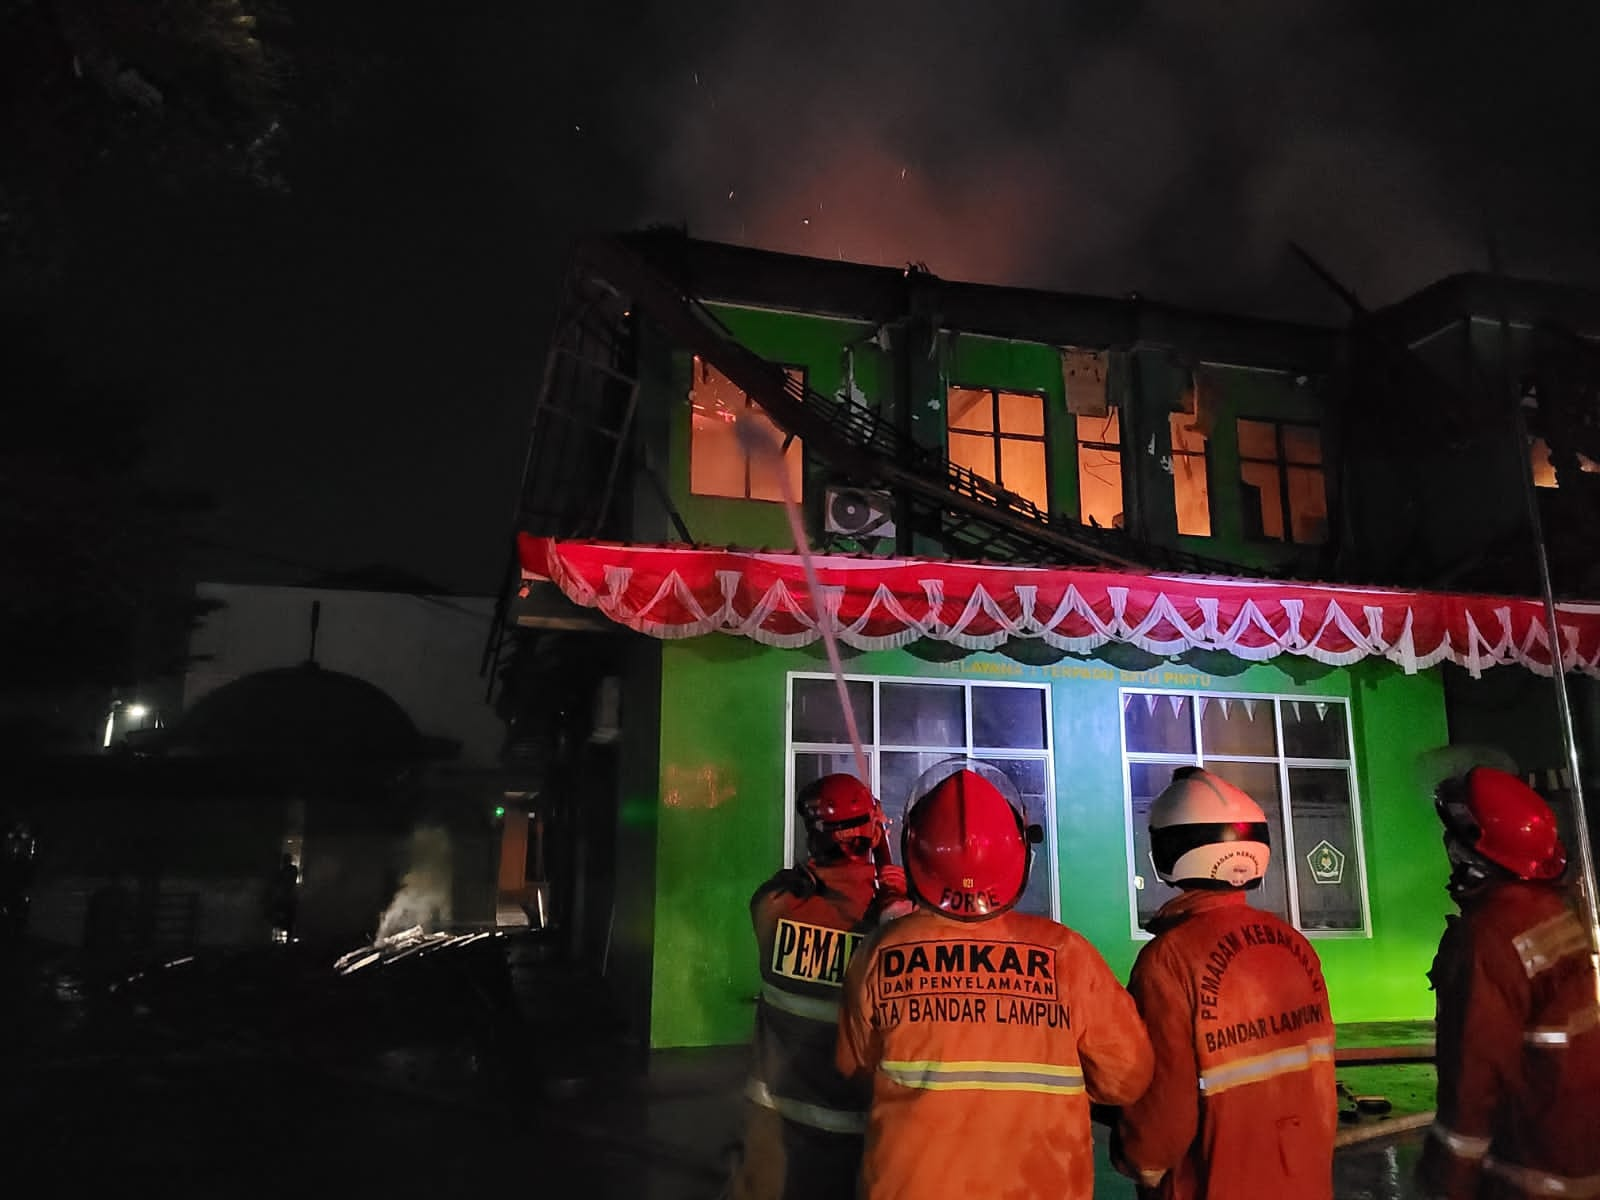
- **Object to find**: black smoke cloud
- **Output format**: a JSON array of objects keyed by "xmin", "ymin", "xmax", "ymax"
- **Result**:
[{"xmin": 626, "ymin": 0, "xmax": 1600, "ymax": 319}]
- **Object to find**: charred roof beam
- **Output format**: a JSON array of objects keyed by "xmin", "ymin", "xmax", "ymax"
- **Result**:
[{"xmin": 575, "ymin": 236, "xmax": 1248, "ymax": 573}]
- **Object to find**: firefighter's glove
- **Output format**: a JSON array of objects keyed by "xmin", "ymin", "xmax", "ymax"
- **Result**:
[
  {"xmin": 1110, "ymin": 1126, "xmax": 1168, "ymax": 1191},
  {"xmin": 876, "ymin": 865, "xmax": 908, "ymax": 898}
]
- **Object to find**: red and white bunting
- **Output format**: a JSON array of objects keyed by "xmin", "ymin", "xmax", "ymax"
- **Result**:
[{"xmin": 519, "ymin": 535, "xmax": 1600, "ymax": 678}]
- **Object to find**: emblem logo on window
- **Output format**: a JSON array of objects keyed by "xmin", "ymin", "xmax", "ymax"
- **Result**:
[{"xmin": 1306, "ymin": 840, "xmax": 1346, "ymax": 885}]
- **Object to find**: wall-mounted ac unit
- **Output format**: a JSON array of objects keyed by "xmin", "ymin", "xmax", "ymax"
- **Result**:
[{"xmin": 824, "ymin": 487, "xmax": 896, "ymax": 539}]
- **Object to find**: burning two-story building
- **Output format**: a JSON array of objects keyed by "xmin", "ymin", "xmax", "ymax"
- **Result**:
[{"xmin": 497, "ymin": 232, "xmax": 1600, "ymax": 1054}]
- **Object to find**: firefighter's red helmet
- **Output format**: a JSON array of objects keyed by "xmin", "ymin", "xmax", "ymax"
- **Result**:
[
  {"xmin": 797, "ymin": 774, "xmax": 886, "ymax": 862},
  {"xmin": 902, "ymin": 765, "xmax": 1035, "ymax": 921},
  {"xmin": 1437, "ymin": 766, "xmax": 1567, "ymax": 884}
]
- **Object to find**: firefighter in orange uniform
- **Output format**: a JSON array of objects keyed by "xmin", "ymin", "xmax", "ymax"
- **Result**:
[
  {"xmin": 1113, "ymin": 767, "xmax": 1337, "ymax": 1200},
  {"xmin": 837, "ymin": 764, "xmax": 1154, "ymax": 1200},
  {"xmin": 728, "ymin": 774, "xmax": 909, "ymax": 1200},
  {"xmin": 1419, "ymin": 766, "xmax": 1600, "ymax": 1200}
]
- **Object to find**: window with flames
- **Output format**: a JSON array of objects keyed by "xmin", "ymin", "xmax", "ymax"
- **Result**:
[
  {"xmin": 946, "ymin": 386, "xmax": 1050, "ymax": 511},
  {"xmin": 689, "ymin": 357, "xmax": 804, "ymax": 502},
  {"xmin": 1077, "ymin": 411, "xmax": 1123, "ymax": 529}
]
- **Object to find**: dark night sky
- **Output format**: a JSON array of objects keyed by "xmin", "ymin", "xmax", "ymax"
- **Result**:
[{"xmin": 48, "ymin": 1, "xmax": 1600, "ymax": 596}]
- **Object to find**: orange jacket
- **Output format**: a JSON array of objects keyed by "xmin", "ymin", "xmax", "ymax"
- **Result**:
[
  {"xmin": 1420, "ymin": 882, "xmax": 1600, "ymax": 1200},
  {"xmin": 1115, "ymin": 890, "xmax": 1336, "ymax": 1200},
  {"xmin": 837, "ymin": 907, "xmax": 1154, "ymax": 1200},
  {"xmin": 748, "ymin": 859, "xmax": 885, "ymax": 1135}
]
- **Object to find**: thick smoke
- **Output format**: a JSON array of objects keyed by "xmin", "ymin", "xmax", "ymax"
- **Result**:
[
  {"xmin": 375, "ymin": 826, "xmax": 454, "ymax": 942},
  {"xmin": 633, "ymin": 0, "xmax": 1589, "ymax": 316}
]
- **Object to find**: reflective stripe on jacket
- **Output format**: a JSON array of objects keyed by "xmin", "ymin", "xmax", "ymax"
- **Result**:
[
  {"xmin": 1421, "ymin": 883, "xmax": 1600, "ymax": 1199},
  {"xmin": 1115, "ymin": 890, "xmax": 1337, "ymax": 1200},
  {"xmin": 749, "ymin": 860, "xmax": 882, "ymax": 1135},
  {"xmin": 837, "ymin": 908, "xmax": 1154, "ymax": 1200}
]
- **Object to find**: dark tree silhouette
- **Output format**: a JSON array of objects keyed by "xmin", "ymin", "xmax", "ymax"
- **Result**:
[
  {"xmin": 0, "ymin": 322, "xmax": 217, "ymax": 750},
  {"xmin": 1, "ymin": 0, "xmax": 289, "ymax": 283}
]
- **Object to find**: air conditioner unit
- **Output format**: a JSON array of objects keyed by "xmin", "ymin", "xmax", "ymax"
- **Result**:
[{"xmin": 824, "ymin": 487, "xmax": 896, "ymax": 539}]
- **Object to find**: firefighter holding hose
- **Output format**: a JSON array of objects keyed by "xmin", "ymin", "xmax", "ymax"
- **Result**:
[{"xmin": 727, "ymin": 774, "xmax": 909, "ymax": 1200}]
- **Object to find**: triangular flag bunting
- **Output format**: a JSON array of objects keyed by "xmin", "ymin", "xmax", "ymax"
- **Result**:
[
  {"xmin": 1145, "ymin": 694, "xmax": 1159, "ymax": 717},
  {"xmin": 1291, "ymin": 701, "xmax": 1302, "ymax": 722},
  {"xmin": 1243, "ymin": 699, "xmax": 1258, "ymax": 720},
  {"xmin": 1197, "ymin": 697, "xmax": 1209, "ymax": 718},
  {"xmin": 1218, "ymin": 698, "xmax": 1231, "ymax": 720},
  {"xmin": 1315, "ymin": 702, "xmax": 1329, "ymax": 722},
  {"xmin": 1168, "ymin": 695, "xmax": 1185, "ymax": 719}
]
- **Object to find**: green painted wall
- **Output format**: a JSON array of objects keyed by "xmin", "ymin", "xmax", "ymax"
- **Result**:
[
  {"xmin": 647, "ymin": 638, "xmax": 1452, "ymax": 1049},
  {"xmin": 1173, "ymin": 364, "xmax": 1327, "ymax": 575}
]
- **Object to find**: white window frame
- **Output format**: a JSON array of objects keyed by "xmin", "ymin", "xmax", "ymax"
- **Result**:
[
  {"xmin": 1118, "ymin": 688, "xmax": 1372, "ymax": 941},
  {"xmin": 785, "ymin": 671, "xmax": 1059, "ymax": 920}
]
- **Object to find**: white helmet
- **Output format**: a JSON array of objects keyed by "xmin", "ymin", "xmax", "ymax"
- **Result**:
[{"xmin": 1149, "ymin": 767, "xmax": 1271, "ymax": 888}]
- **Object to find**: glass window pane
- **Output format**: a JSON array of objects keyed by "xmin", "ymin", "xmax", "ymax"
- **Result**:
[
  {"xmin": 690, "ymin": 361, "xmax": 750, "ymax": 498},
  {"xmin": 1288, "ymin": 767, "xmax": 1363, "ymax": 930},
  {"xmin": 746, "ymin": 404, "xmax": 802, "ymax": 502},
  {"xmin": 1283, "ymin": 425, "xmax": 1322, "ymax": 465},
  {"xmin": 1124, "ymin": 692, "xmax": 1195, "ymax": 755},
  {"xmin": 1203, "ymin": 760, "xmax": 1291, "ymax": 923},
  {"xmin": 1198, "ymin": 696, "xmax": 1278, "ymax": 757},
  {"xmin": 997, "ymin": 391, "xmax": 1044, "ymax": 436},
  {"xmin": 690, "ymin": 407, "xmax": 746, "ymax": 498},
  {"xmin": 972, "ymin": 687, "xmax": 1047, "ymax": 749},
  {"xmin": 1077, "ymin": 411, "xmax": 1120, "ymax": 447},
  {"xmin": 1078, "ymin": 445, "xmax": 1123, "ymax": 528},
  {"xmin": 1241, "ymin": 459, "xmax": 1284, "ymax": 540},
  {"xmin": 947, "ymin": 387, "xmax": 993, "ymax": 433},
  {"xmin": 1171, "ymin": 413, "xmax": 1208, "ymax": 455},
  {"xmin": 1280, "ymin": 699, "xmax": 1349, "ymax": 760},
  {"xmin": 1129, "ymin": 761, "xmax": 1190, "ymax": 926},
  {"xmin": 879, "ymin": 682, "xmax": 966, "ymax": 748},
  {"xmin": 879, "ymin": 751, "xmax": 958, "ymax": 844},
  {"xmin": 979, "ymin": 757, "xmax": 1052, "ymax": 917},
  {"xmin": 1287, "ymin": 465, "xmax": 1327, "ymax": 545},
  {"xmin": 790, "ymin": 752, "xmax": 872, "ymax": 867},
  {"xmin": 948, "ymin": 431, "xmax": 994, "ymax": 481},
  {"xmin": 1173, "ymin": 449, "xmax": 1212, "ymax": 539},
  {"xmin": 1531, "ymin": 436, "xmax": 1558, "ymax": 488},
  {"xmin": 1000, "ymin": 439, "xmax": 1049, "ymax": 509},
  {"xmin": 791, "ymin": 677, "xmax": 874, "ymax": 745},
  {"xmin": 1238, "ymin": 418, "xmax": 1278, "ymax": 460}
]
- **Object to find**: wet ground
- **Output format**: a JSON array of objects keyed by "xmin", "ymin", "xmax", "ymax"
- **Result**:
[{"xmin": 0, "ymin": 935, "xmax": 1430, "ymax": 1199}]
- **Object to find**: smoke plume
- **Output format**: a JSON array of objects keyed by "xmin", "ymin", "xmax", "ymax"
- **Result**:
[
  {"xmin": 623, "ymin": 0, "xmax": 1597, "ymax": 317},
  {"xmin": 375, "ymin": 826, "xmax": 454, "ymax": 942}
]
